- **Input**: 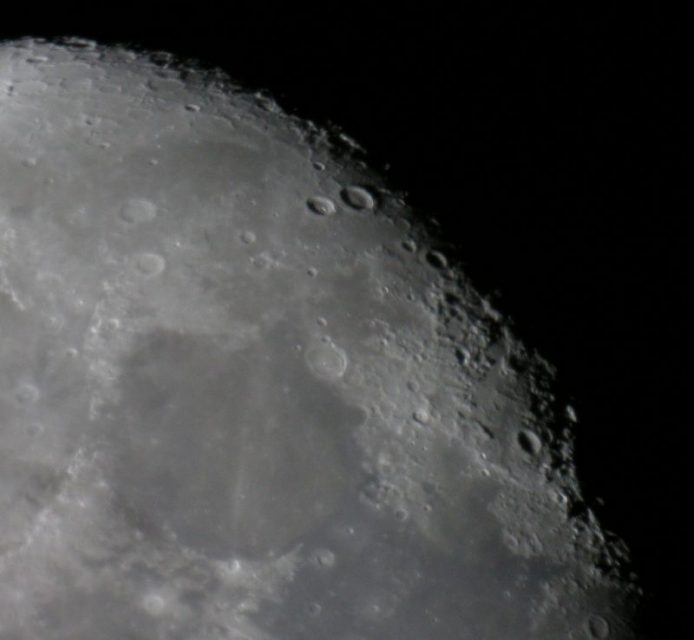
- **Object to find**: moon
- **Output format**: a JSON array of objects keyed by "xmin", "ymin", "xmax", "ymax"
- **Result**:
[{"xmin": 0, "ymin": 37, "xmax": 641, "ymax": 638}]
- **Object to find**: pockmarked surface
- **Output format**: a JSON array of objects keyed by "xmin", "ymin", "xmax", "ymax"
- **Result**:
[{"xmin": 0, "ymin": 38, "xmax": 641, "ymax": 639}]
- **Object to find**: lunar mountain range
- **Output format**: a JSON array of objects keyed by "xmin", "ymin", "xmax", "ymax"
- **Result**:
[{"xmin": 0, "ymin": 37, "xmax": 642, "ymax": 639}]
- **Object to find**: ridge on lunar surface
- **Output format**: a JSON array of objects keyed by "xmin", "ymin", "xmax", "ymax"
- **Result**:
[{"xmin": 0, "ymin": 38, "xmax": 641, "ymax": 639}]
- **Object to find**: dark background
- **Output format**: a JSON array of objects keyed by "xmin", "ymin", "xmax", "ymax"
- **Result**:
[{"xmin": 3, "ymin": 7, "xmax": 688, "ymax": 637}]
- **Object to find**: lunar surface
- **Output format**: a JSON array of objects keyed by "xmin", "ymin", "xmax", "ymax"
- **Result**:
[{"xmin": 0, "ymin": 38, "xmax": 641, "ymax": 638}]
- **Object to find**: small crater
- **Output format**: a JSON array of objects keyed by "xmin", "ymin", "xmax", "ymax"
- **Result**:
[
  {"xmin": 63, "ymin": 37, "xmax": 96, "ymax": 50},
  {"xmin": 250, "ymin": 253, "xmax": 274, "ymax": 270},
  {"xmin": 360, "ymin": 475, "xmax": 398, "ymax": 509},
  {"xmin": 120, "ymin": 199, "xmax": 158, "ymax": 224},
  {"xmin": 395, "ymin": 508, "xmax": 409, "ymax": 522},
  {"xmin": 313, "ymin": 548, "xmax": 336, "ymax": 568},
  {"xmin": 142, "ymin": 592, "xmax": 167, "ymax": 616},
  {"xmin": 401, "ymin": 239, "xmax": 417, "ymax": 253},
  {"xmin": 134, "ymin": 253, "xmax": 166, "ymax": 277},
  {"xmin": 413, "ymin": 407, "xmax": 430, "ymax": 424},
  {"xmin": 255, "ymin": 94, "xmax": 280, "ymax": 113},
  {"xmin": 517, "ymin": 429, "xmax": 542, "ymax": 456},
  {"xmin": 306, "ymin": 195, "xmax": 336, "ymax": 216},
  {"xmin": 305, "ymin": 341, "xmax": 348, "ymax": 380},
  {"xmin": 340, "ymin": 185, "xmax": 376, "ymax": 210},
  {"xmin": 184, "ymin": 104, "xmax": 201, "ymax": 112},
  {"xmin": 238, "ymin": 230, "xmax": 256, "ymax": 244},
  {"xmin": 425, "ymin": 251, "xmax": 448, "ymax": 270},
  {"xmin": 587, "ymin": 614, "xmax": 611, "ymax": 638}
]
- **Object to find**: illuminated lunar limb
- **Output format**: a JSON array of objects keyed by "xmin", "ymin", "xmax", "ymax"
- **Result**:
[{"xmin": 0, "ymin": 38, "xmax": 641, "ymax": 639}]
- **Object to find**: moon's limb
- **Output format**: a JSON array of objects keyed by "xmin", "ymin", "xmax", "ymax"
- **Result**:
[{"xmin": 0, "ymin": 38, "xmax": 641, "ymax": 639}]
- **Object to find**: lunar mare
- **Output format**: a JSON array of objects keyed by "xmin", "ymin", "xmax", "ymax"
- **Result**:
[{"xmin": 0, "ymin": 38, "xmax": 641, "ymax": 638}]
